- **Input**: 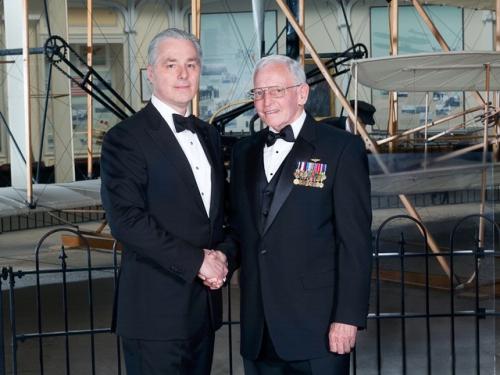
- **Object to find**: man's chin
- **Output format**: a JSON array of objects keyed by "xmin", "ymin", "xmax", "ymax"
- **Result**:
[
  {"xmin": 170, "ymin": 93, "xmax": 194, "ymax": 105},
  {"xmin": 267, "ymin": 122, "xmax": 287, "ymax": 132}
]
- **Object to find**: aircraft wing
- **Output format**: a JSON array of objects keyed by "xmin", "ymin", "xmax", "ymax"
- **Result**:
[
  {"xmin": 0, "ymin": 179, "xmax": 101, "ymax": 218},
  {"xmin": 354, "ymin": 51, "xmax": 500, "ymax": 92},
  {"xmin": 418, "ymin": 0, "xmax": 494, "ymax": 11},
  {"xmin": 371, "ymin": 162, "xmax": 500, "ymax": 195}
]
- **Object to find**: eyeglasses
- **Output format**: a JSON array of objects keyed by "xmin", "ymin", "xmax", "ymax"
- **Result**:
[{"xmin": 249, "ymin": 84, "xmax": 302, "ymax": 100}]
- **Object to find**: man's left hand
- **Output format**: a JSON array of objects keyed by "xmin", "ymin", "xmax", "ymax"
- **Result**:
[{"xmin": 328, "ymin": 322, "xmax": 357, "ymax": 354}]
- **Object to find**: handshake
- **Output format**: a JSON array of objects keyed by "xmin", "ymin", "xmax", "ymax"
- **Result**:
[{"xmin": 198, "ymin": 249, "xmax": 228, "ymax": 290}]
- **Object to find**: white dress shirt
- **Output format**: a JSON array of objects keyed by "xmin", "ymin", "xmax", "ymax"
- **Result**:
[
  {"xmin": 151, "ymin": 95, "xmax": 212, "ymax": 216},
  {"xmin": 263, "ymin": 110, "xmax": 306, "ymax": 182}
]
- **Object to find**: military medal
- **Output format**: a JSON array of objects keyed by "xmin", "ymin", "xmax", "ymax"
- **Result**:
[{"xmin": 293, "ymin": 160, "xmax": 327, "ymax": 188}]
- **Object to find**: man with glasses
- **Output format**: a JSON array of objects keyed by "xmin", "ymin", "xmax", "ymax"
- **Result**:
[{"xmin": 224, "ymin": 55, "xmax": 372, "ymax": 374}]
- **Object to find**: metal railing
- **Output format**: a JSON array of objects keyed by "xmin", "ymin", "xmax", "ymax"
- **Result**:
[
  {"xmin": 361, "ymin": 213, "xmax": 499, "ymax": 375},
  {"xmin": 1, "ymin": 228, "xmax": 121, "ymax": 375},
  {"xmin": 0, "ymin": 206, "xmax": 103, "ymax": 233}
]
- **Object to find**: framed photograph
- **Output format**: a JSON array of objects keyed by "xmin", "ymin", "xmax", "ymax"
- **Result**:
[
  {"xmin": 304, "ymin": 60, "xmax": 335, "ymax": 119},
  {"xmin": 140, "ymin": 68, "xmax": 152, "ymax": 102}
]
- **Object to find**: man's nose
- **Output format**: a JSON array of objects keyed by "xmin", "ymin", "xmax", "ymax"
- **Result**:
[
  {"xmin": 178, "ymin": 65, "xmax": 187, "ymax": 79},
  {"xmin": 262, "ymin": 91, "xmax": 273, "ymax": 105}
]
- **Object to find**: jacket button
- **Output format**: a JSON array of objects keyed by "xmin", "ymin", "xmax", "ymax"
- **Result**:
[{"xmin": 260, "ymin": 249, "xmax": 267, "ymax": 255}]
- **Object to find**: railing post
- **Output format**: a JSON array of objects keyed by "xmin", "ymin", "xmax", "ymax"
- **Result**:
[
  {"xmin": 474, "ymin": 236, "xmax": 484, "ymax": 375},
  {"xmin": 8, "ymin": 267, "xmax": 17, "ymax": 375},
  {"xmin": 399, "ymin": 232, "xmax": 407, "ymax": 375},
  {"xmin": 113, "ymin": 240, "xmax": 122, "ymax": 375},
  {"xmin": 375, "ymin": 232, "xmax": 382, "ymax": 375},
  {"xmin": 227, "ymin": 284, "xmax": 233, "ymax": 375},
  {"xmin": 0, "ymin": 267, "xmax": 7, "ymax": 375}
]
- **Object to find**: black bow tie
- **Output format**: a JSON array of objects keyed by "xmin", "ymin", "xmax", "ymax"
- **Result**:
[
  {"xmin": 172, "ymin": 114, "xmax": 197, "ymax": 133},
  {"xmin": 266, "ymin": 125, "xmax": 295, "ymax": 147}
]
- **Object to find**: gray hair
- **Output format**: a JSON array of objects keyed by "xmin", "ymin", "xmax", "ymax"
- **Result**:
[
  {"xmin": 253, "ymin": 55, "xmax": 306, "ymax": 85},
  {"xmin": 147, "ymin": 28, "xmax": 202, "ymax": 66}
]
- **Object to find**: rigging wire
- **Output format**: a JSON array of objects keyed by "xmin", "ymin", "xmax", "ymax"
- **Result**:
[
  {"xmin": 90, "ymin": 19, "xmax": 140, "ymax": 108},
  {"xmin": 97, "ymin": 2, "xmax": 162, "ymax": 100},
  {"xmin": 351, "ymin": 6, "xmax": 370, "ymax": 50},
  {"xmin": 310, "ymin": 0, "xmax": 339, "ymax": 52},
  {"xmin": 265, "ymin": 26, "xmax": 286, "ymax": 56},
  {"xmin": 43, "ymin": 0, "xmax": 52, "ymax": 37},
  {"xmin": 223, "ymin": 0, "xmax": 257, "ymax": 88},
  {"xmin": 462, "ymin": 9, "xmax": 488, "ymax": 51},
  {"xmin": 423, "ymin": 5, "xmax": 464, "ymax": 50},
  {"xmin": 36, "ymin": 0, "xmax": 54, "ymax": 185},
  {"xmin": 339, "ymin": 74, "xmax": 352, "ymax": 118},
  {"xmin": 338, "ymin": 0, "xmax": 354, "ymax": 48},
  {"xmin": 0, "ymin": 111, "xmax": 39, "ymax": 205},
  {"xmin": 131, "ymin": 0, "xmax": 168, "ymax": 63},
  {"xmin": 0, "ymin": 111, "xmax": 26, "ymax": 165},
  {"xmin": 36, "ymin": 63, "xmax": 53, "ymax": 185}
]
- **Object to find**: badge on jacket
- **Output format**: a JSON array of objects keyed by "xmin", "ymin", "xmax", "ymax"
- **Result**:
[{"xmin": 293, "ymin": 160, "xmax": 327, "ymax": 188}]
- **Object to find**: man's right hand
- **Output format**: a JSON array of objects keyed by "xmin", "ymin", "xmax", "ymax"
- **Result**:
[{"xmin": 198, "ymin": 249, "xmax": 228, "ymax": 289}]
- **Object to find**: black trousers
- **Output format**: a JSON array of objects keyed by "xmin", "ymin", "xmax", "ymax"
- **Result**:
[
  {"xmin": 121, "ymin": 331, "xmax": 215, "ymax": 375},
  {"xmin": 243, "ymin": 355, "xmax": 350, "ymax": 375},
  {"xmin": 243, "ymin": 324, "xmax": 350, "ymax": 375}
]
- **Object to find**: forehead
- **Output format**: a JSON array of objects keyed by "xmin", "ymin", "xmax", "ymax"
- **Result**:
[
  {"xmin": 254, "ymin": 63, "xmax": 294, "ymax": 87},
  {"xmin": 156, "ymin": 38, "xmax": 198, "ymax": 61}
]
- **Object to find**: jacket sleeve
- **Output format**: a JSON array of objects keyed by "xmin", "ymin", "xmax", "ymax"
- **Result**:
[
  {"xmin": 100, "ymin": 124, "xmax": 204, "ymax": 283},
  {"xmin": 331, "ymin": 136, "xmax": 373, "ymax": 328}
]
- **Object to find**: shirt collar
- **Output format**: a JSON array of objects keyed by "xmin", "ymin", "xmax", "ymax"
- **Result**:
[
  {"xmin": 151, "ymin": 95, "xmax": 191, "ymax": 133},
  {"xmin": 268, "ymin": 110, "xmax": 306, "ymax": 140}
]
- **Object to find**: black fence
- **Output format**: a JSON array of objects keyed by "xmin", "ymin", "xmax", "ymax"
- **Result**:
[
  {"xmin": 1, "ymin": 214, "xmax": 499, "ymax": 374},
  {"xmin": 0, "ymin": 206, "xmax": 103, "ymax": 234}
]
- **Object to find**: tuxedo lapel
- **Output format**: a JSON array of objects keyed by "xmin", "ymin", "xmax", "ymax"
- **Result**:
[
  {"xmin": 195, "ymin": 121, "xmax": 222, "ymax": 220},
  {"xmin": 263, "ymin": 117, "xmax": 316, "ymax": 234},
  {"xmin": 246, "ymin": 131, "xmax": 267, "ymax": 233},
  {"xmin": 143, "ymin": 103, "xmax": 206, "ymax": 214},
  {"xmin": 194, "ymin": 120, "xmax": 215, "ymax": 167}
]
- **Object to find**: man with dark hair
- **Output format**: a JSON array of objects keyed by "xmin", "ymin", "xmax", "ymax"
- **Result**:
[
  {"xmin": 226, "ymin": 55, "xmax": 372, "ymax": 374},
  {"xmin": 101, "ymin": 28, "xmax": 228, "ymax": 374}
]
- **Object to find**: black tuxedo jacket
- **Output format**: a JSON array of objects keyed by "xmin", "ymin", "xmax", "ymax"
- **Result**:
[
  {"xmin": 227, "ymin": 115, "xmax": 372, "ymax": 361},
  {"xmin": 100, "ymin": 102, "xmax": 226, "ymax": 340}
]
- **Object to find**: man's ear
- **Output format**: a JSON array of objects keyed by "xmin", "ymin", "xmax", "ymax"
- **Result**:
[
  {"xmin": 146, "ymin": 65, "xmax": 154, "ymax": 83},
  {"xmin": 298, "ymin": 84, "xmax": 310, "ymax": 106}
]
